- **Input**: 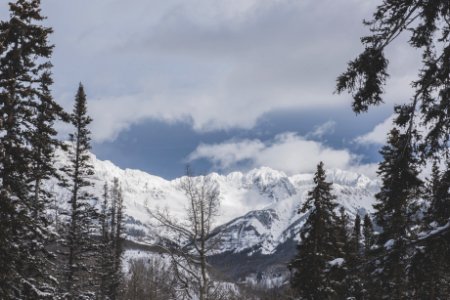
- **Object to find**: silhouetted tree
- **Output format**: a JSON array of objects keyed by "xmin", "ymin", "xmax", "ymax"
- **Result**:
[
  {"xmin": 369, "ymin": 128, "xmax": 422, "ymax": 299},
  {"xmin": 0, "ymin": 0, "xmax": 64, "ymax": 297},
  {"xmin": 289, "ymin": 162, "xmax": 341, "ymax": 299},
  {"xmin": 410, "ymin": 161, "xmax": 450, "ymax": 298},
  {"xmin": 336, "ymin": 0, "xmax": 449, "ymax": 160},
  {"xmin": 59, "ymin": 84, "xmax": 97, "ymax": 299}
]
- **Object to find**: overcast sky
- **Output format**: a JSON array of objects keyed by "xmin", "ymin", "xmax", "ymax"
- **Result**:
[{"xmin": 1, "ymin": 0, "xmax": 423, "ymax": 179}]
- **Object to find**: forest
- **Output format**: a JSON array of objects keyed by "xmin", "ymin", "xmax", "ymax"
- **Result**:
[{"xmin": 0, "ymin": 0, "xmax": 449, "ymax": 299}]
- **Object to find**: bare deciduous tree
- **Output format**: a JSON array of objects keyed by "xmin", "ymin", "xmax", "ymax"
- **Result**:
[
  {"xmin": 148, "ymin": 168, "xmax": 225, "ymax": 300},
  {"xmin": 122, "ymin": 257, "xmax": 177, "ymax": 300}
]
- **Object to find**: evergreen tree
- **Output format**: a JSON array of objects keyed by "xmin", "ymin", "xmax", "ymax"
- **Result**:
[
  {"xmin": 345, "ymin": 214, "xmax": 364, "ymax": 300},
  {"xmin": 361, "ymin": 213, "xmax": 375, "ymax": 297},
  {"xmin": 97, "ymin": 182, "xmax": 113, "ymax": 300},
  {"xmin": 59, "ymin": 84, "xmax": 97, "ymax": 299},
  {"xmin": 110, "ymin": 178, "xmax": 125, "ymax": 300},
  {"xmin": 410, "ymin": 161, "xmax": 450, "ymax": 298},
  {"xmin": 426, "ymin": 161, "xmax": 450, "ymax": 226},
  {"xmin": 336, "ymin": 0, "xmax": 449, "ymax": 160},
  {"xmin": 0, "ymin": 0, "xmax": 64, "ymax": 298},
  {"xmin": 362, "ymin": 214, "xmax": 374, "ymax": 255},
  {"xmin": 331, "ymin": 207, "xmax": 351, "ymax": 299},
  {"xmin": 97, "ymin": 178, "xmax": 125, "ymax": 300},
  {"xmin": 369, "ymin": 127, "xmax": 422, "ymax": 300},
  {"xmin": 289, "ymin": 162, "xmax": 341, "ymax": 300},
  {"xmin": 351, "ymin": 214, "xmax": 362, "ymax": 256},
  {"xmin": 336, "ymin": 2, "xmax": 450, "ymax": 295}
]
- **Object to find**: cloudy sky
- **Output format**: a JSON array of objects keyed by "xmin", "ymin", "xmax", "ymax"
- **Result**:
[{"xmin": 1, "ymin": 0, "xmax": 422, "ymax": 179}]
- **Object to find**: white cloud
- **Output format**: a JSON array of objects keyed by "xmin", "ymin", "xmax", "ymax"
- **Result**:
[
  {"xmin": 188, "ymin": 132, "xmax": 375, "ymax": 176},
  {"xmin": 188, "ymin": 139, "xmax": 265, "ymax": 169},
  {"xmin": 348, "ymin": 163, "xmax": 379, "ymax": 179},
  {"xmin": 354, "ymin": 115, "xmax": 393, "ymax": 145},
  {"xmin": 33, "ymin": 0, "xmax": 421, "ymax": 142},
  {"xmin": 307, "ymin": 120, "xmax": 336, "ymax": 138}
]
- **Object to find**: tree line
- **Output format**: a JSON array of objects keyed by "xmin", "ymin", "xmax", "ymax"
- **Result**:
[
  {"xmin": 289, "ymin": 157, "xmax": 449, "ymax": 299},
  {"xmin": 288, "ymin": 0, "xmax": 450, "ymax": 299},
  {"xmin": 1, "ymin": 0, "xmax": 449, "ymax": 299},
  {"xmin": 0, "ymin": 1, "xmax": 125, "ymax": 299}
]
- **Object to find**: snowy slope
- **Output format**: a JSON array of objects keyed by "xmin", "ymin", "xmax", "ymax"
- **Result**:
[
  {"xmin": 49, "ymin": 148, "xmax": 379, "ymax": 255},
  {"xmin": 210, "ymin": 169, "xmax": 378, "ymax": 255}
]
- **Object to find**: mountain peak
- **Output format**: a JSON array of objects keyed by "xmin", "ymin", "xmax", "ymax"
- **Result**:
[{"xmin": 246, "ymin": 166, "xmax": 287, "ymax": 178}]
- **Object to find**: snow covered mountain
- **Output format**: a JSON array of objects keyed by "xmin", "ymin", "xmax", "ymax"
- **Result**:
[
  {"xmin": 210, "ymin": 168, "xmax": 378, "ymax": 256},
  {"xmin": 49, "ymin": 149, "xmax": 380, "ymax": 284}
]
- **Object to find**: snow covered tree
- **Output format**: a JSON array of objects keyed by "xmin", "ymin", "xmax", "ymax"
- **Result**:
[
  {"xmin": 362, "ymin": 214, "xmax": 374, "ymax": 255},
  {"xmin": 351, "ymin": 213, "xmax": 362, "ymax": 256},
  {"xmin": 336, "ymin": 2, "xmax": 450, "ymax": 294},
  {"xmin": 410, "ymin": 161, "xmax": 450, "ymax": 298},
  {"xmin": 359, "ymin": 213, "xmax": 375, "ymax": 297},
  {"xmin": 335, "ymin": 207, "xmax": 351, "ymax": 257},
  {"xmin": 109, "ymin": 177, "xmax": 125, "ymax": 300},
  {"xmin": 289, "ymin": 162, "xmax": 342, "ymax": 300},
  {"xmin": 96, "ymin": 179, "xmax": 125, "ymax": 300},
  {"xmin": 97, "ymin": 182, "xmax": 113, "ymax": 300},
  {"xmin": 425, "ymin": 161, "xmax": 450, "ymax": 226},
  {"xmin": 343, "ymin": 213, "xmax": 365, "ymax": 300},
  {"xmin": 0, "ymin": 0, "xmax": 64, "ymax": 298},
  {"xmin": 331, "ymin": 207, "xmax": 353, "ymax": 299},
  {"xmin": 59, "ymin": 84, "xmax": 98, "ymax": 299},
  {"xmin": 369, "ymin": 127, "xmax": 422, "ymax": 299}
]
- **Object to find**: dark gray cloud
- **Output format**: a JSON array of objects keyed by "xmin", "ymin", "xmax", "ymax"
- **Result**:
[
  {"xmin": 0, "ymin": 0, "xmax": 419, "ymax": 142},
  {"xmin": 0, "ymin": 0, "xmax": 421, "ymax": 178}
]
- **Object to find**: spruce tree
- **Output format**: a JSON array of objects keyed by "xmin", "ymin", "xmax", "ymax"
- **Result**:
[
  {"xmin": 59, "ymin": 84, "xmax": 97, "ymax": 299},
  {"xmin": 336, "ymin": 0, "xmax": 449, "ymax": 160},
  {"xmin": 97, "ymin": 178, "xmax": 125, "ymax": 300},
  {"xmin": 369, "ymin": 127, "xmax": 422, "ymax": 299},
  {"xmin": 289, "ymin": 162, "xmax": 341, "ymax": 300},
  {"xmin": 110, "ymin": 177, "xmax": 125, "ymax": 300},
  {"xmin": 97, "ymin": 182, "xmax": 113, "ymax": 300},
  {"xmin": 345, "ymin": 214, "xmax": 364, "ymax": 300},
  {"xmin": 351, "ymin": 214, "xmax": 362, "ymax": 256},
  {"xmin": 361, "ymin": 213, "xmax": 375, "ymax": 297},
  {"xmin": 426, "ymin": 161, "xmax": 450, "ymax": 226},
  {"xmin": 331, "ymin": 207, "xmax": 351, "ymax": 299},
  {"xmin": 0, "ymin": 0, "xmax": 64, "ymax": 298},
  {"xmin": 336, "ymin": 2, "xmax": 450, "ymax": 294},
  {"xmin": 362, "ymin": 214, "xmax": 374, "ymax": 255},
  {"xmin": 410, "ymin": 161, "xmax": 450, "ymax": 298}
]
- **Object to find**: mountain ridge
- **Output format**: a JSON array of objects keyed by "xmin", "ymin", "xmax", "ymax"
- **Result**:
[{"xmin": 49, "ymin": 148, "xmax": 379, "ymax": 283}]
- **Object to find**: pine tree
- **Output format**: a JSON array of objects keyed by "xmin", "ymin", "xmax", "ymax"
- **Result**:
[
  {"xmin": 360, "ymin": 213, "xmax": 375, "ymax": 297},
  {"xmin": 97, "ymin": 182, "xmax": 113, "ymax": 300},
  {"xmin": 59, "ymin": 84, "xmax": 97, "ymax": 299},
  {"xmin": 362, "ymin": 214, "xmax": 374, "ymax": 255},
  {"xmin": 331, "ymin": 207, "xmax": 351, "ymax": 299},
  {"xmin": 336, "ymin": 1, "xmax": 450, "ymax": 295},
  {"xmin": 352, "ymin": 214, "xmax": 362, "ymax": 256},
  {"xmin": 96, "ymin": 178, "xmax": 125, "ymax": 300},
  {"xmin": 426, "ymin": 161, "xmax": 450, "ymax": 226},
  {"xmin": 369, "ymin": 127, "xmax": 422, "ymax": 299},
  {"xmin": 336, "ymin": 0, "xmax": 449, "ymax": 160},
  {"xmin": 110, "ymin": 177, "xmax": 125, "ymax": 300},
  {"xmin": 289, "ymin": 162, "xmax": 341, "ymax": 300},
  {"xmin": 410, "ymin": 161, "xmax": 450, "ymax": 298},
  {"xmin": 345, "ymin": 214, "xmax": 364, "ymax": 300},
  {"xmin": 335, "ymin": 207, "xmax": 351, "ymax": 255},
  {"xmin": 0, "ymin": 0, "xmax": 64, "ymax": 298}
]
